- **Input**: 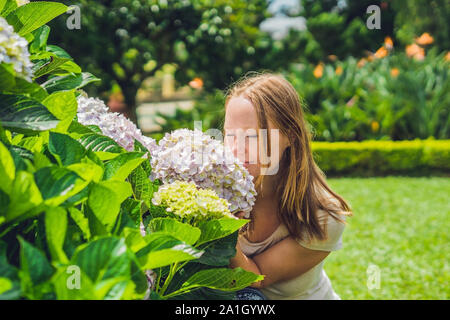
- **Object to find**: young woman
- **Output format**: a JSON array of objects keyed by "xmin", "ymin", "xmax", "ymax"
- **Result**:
[{"xmin": 224, "ymin": 72, "xmax": 353, "ymax": 300}]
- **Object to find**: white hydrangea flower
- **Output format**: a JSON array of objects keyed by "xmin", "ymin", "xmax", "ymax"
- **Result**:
[
  {"xmin": 0, "ymin": 17, "xmax": 33, "ymax": 82},
  {"xmin": 76, "ymin": 95, "xmax": 158, "ymax": 153},
  {"xmin": 150, "ymin": 128, "xmax": 256, "ymax": 217}
]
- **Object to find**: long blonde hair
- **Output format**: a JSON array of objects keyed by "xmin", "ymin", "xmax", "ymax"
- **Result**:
[{"xmin": 224, "ymin": 71, "xmax": 353, "ymax": 242}]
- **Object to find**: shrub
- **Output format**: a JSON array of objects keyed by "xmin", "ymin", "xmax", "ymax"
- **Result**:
[{"xmin": 312, "ymin": 139, "xmax": 450, "ymax": 176}]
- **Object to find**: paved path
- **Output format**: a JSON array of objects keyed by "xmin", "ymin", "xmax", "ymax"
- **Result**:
[{"xmin": 136, "ymin": 100, "xmax": 194, "ymax": 133}]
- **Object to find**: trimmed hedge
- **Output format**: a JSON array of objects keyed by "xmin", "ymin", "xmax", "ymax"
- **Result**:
[{"xmin": 312, "ymin": 139, "xmax": 450, "ymax": 177}]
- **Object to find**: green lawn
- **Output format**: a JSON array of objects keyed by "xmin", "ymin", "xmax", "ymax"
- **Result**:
[{"xmin": 324, "ymin": 177, "xmax": 450, "ymax": 300}]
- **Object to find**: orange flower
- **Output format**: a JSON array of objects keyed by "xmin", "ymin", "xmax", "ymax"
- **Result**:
[
  {"xmin": 374, "ymin": 46, "xmax": 388, "ymax": 59},
  {"xmin": 357, "ymin": 58, "xmax": 367, "ymax": 68},
  {"xmin": 335, "ymin": 66, "xmax": 343, "ymax": 75},
  {"xmin": 384, "ymin": 36, "xmax": 394, "ymax": 50},
  {"xmin": 367, "ymin": 54, "xmax": 375, "ymax": 62},
  {"xmin": 406, "ymin": 44, "xmax": 425, "ymax": 60},
  {"xmin": 415, "ymin": 32, "xmax": 434, "ymax": 46},
  {"xmin": 189, "ymin": 77, "xmax": 203, "ymax": 89},
  {"xmin": 390, "ymin": 68, "xmax": 399, "ymax": 77},
  {"xmin": 371, "ymin": 121, "xmax": 380, "ymax": 132},
  {"xmin": 313, "ymin": 63, "xmax": 324, "ymax": 78},
  {"xmin": 327, "ymin": 54, "xmax": 338, "ymax": 61},
  {"xmin": 445, "ymin": 52, "xmax": 450, "ymax": 62}
]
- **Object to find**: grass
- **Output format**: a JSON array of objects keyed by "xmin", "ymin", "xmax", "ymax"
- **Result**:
[{"xmin": 324, "ymin": 177, "xmax": 450, "ymax": 300}]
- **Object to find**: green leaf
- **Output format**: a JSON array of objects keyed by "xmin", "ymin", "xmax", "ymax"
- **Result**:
[
  {"xmin": 0, "ymin": 0, "xmax": 17, "ymax": 17},
  {"xmin": 29, "ymin": 25, "xmax": 50, "ymax": 53},
  {"xmin": 68, "ymin": 207, "xmax": 91, "ymax": 241},
  {"xmin": 0, "ymin": 141, "xmax": 15, "ymax": 194},
  {"xmin": 6, "ymin": 1, "xmax": 68, "ymax": 36},
  {"xmin": 128, "ymin": 164, "xmax": 154, "ymax": 208},
  {"xmin": 196, "ymin": 218, "xmax": 249, "ymax": 246},
  {"xmin": 48, "ymin": 132, "xmax": 86, "ymax": 166},
  {"xmin": 0, "ymin": 65, "xmax": 47, "ymax": 101},
  {"xmin": 88, "ymin": 181, "xmax": 132, "ymax": 229},
  {"xmin": 136, "ymin": 233, "xmax": 204, "ymax": 269},
  {"xmin": 78, "ymin": 133, "xmax": 123, "ymax": 153},
  {"xmin": 179, "ymin": 267, "xmax": 264, "ymax": 293},
  {"xmin": 33, "ymin": 55, "xmax": 71, "ymax": 78},
  {"xmin": 17, "ymin": 135, "xmax": 43, "ymax": 153},
  {"xmin": 71, "ymin": 237, "xmax": 132, "ymax": 283},
  {"xmin": 67, "ymin": 162, "xmax": 103, "ymax": 183},
  {"xmin": 197, "ymin": 232, "xmax": 238, "ymax": 266},
  {"xmin": 34, "ymin": 166, "xmax": 88, "ymax": 207},
  {"xmin": 148, "ymin": 218, "xmax": 201, "ymax": 246},
  {"xmin": 46, "ymin": 45, "xmax": 72, "ymax": 59},
  {"xmin": 6, "ymin": 171, "xmax": 43, "ymax": 222},
  {"xmin": 18, "ymin": 237, "xmax": 54, "ymax": 286},
  {"xmin": 0, "ymin": 94, "xmax": 59, "ymax": 134},
  {"xmin": 103, "ymin": 152, "xmax": 146, "ymax": 181},
  {"xmin": 0, "ymin": 277, "xmax": 12, "ymax": 295},
  {"xmin": 45, "ymin": 206, "xmax": 68, "ymax": 263},
  {"xmin": 52, "ymin": 266, "xmax": 97, "ymax": 300},
  {"xmin": 42, "ymin": 73, "xmax": 100, "ymax": 94},
  {"xmin": 42, "ymin": 91, "xmax": 77, "ymax": 121},
  {"xmin": 0, "ymin": 241, "xmax": 21, "ymax": 299}
]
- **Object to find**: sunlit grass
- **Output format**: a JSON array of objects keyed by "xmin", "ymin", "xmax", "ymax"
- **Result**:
[{"xmin": 324, "ymin": 177, "xmax": 450, "ymax": 300}]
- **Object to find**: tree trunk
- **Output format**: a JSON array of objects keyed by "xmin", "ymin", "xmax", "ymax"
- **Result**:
[{"xmin": 120, "ymin": 84, "xmax": 139, "ymax": 127}]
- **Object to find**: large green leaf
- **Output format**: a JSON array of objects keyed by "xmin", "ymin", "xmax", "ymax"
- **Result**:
[
  {"xmin": 178, "ymin": 267, "xmax": 264, "ymax": 293},
  {"xmin": 71, "ymin": 237, "xmax": 132, "ymax": 283},
  {"xmin": 88, "ymin": 181, "xmax": 132, "ymax": 229},
  {"xmin": 48, "ymin": 131, "xmax": 86, "ymax": 166},
  {"xmin": 0, "ymin": 141, "xmax": 15, "ymax": 194},
  {"xmin": 136, "ymin": 233, "xmax": 204, "ymax": 269},
  {"xmin": 6, "ymin": 170, "xmax": 43, "ymax": 222},
  {"xmin": 0, "ymin": 94, "xmax": 59, "ymax": 133},
  {"xmin": 196, "ymin": 218, "xmax": 249, "ymax": 246},
  {"xmin": 45, "ymin": 206, "xmax": 68, "ymax": 263},
  {"xmin": 52, "ymin": 266, "xmax": 97, "ymax": 300},
  {"xmin": 34, "ymin": 166, "xmax": 88, "ymax": 207},
  {"xmin": 103, "ymin": 152, "xmax": 146, "ymax": 181},
  {"xmin": 42, "ymin": 73, "xmax": 100, "ymax": 94},
  {"xmin": 42, "ymin": 91, "xmax": 77, "ymax": 121},
  {"xmin": 78, "ymin": 133, "xmax": 123, "ymax": 153},
  {"xmin": 148, "ymin": 218, "xmax": 201, "ymax": 246},
  {"xmin": 196, "ymin": 232, "xmax": 238, "ymax": 267},
  {"xmin": 6, "ymin": 1, "xmax": 67, "ymax": 36},
  {"xmin": 18, "ymin": 237, "xmax": 54, "ymax": 286}
]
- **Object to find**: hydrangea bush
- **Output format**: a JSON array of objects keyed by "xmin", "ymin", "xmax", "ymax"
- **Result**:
[{"xmin": 0, "ymin": 1, "xmax": 261, "ymax": 301}]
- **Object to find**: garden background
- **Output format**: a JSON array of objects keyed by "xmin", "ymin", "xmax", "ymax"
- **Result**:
[{"xmin": 1, "ymin": 0, "xmax": 449, "ymax": 300}]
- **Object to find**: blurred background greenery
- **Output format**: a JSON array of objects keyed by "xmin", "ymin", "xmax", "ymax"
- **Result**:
[{"xmin": 46, "ymin": 0, "xmax": 449, "ymax": 299}]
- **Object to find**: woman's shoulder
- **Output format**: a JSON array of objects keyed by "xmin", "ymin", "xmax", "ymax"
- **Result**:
[{"xmin": 294, "ymin": 196, "xmax": 347, "ymax": 252}]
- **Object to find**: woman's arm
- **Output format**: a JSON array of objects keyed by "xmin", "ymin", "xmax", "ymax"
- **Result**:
[{"xmin": 229, "ymin": 237, "xmax": 330, "ymax": 289}]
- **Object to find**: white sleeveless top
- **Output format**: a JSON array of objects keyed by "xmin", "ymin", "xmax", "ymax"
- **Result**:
[{"xmin": 238, "ymin": 200, "xmax": 346, "ymax": 300}]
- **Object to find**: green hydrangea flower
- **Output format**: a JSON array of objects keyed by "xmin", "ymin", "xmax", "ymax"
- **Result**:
[{"xmin": 151, "ymin": 180, "xmax": 236, "ymax": 224}]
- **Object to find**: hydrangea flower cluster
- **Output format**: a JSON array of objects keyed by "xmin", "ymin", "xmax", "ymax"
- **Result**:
[
  {"xmin": 151, "ymin": 180, "xmax": 237, "ymax": 223},
  {"xmin": 0, "ymin": 17, "xmax": 33, "ymax": 82},
  {"xmin": 150, "ymin": 128, "xmax": 256, "ymax": 217},
  {"xmin": 76, "ymin": 95, "xmax": 158, "ymax": 153}
]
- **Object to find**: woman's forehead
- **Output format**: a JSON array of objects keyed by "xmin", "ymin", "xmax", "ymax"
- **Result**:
[{"xmin": 224, "ymin": 96, "xmax": 258, "ymax": 130}]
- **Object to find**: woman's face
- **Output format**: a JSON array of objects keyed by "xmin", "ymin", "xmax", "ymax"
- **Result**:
[{"xmin": 223, "ymin": 96, "xmax": 289, "ymax": 180}]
